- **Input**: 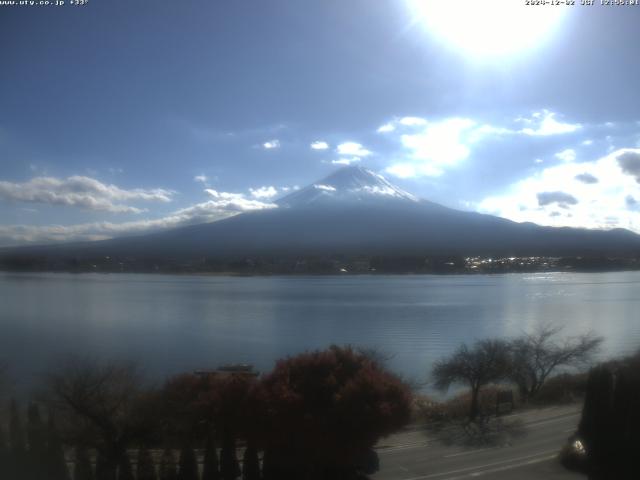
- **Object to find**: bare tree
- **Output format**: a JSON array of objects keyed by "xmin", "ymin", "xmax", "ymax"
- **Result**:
[
  {"xmin": 47, "ymin": 359, "xmax": 158, "ymax": 478},
  {"xmin": 432, "ymin": 339, "xmax": 511, "ymax": 421},
  {"xmin": 508, "ymin": 325, "xmax": 603, "ymax": 402}
]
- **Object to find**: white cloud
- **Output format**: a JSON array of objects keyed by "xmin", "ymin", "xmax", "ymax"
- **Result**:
[
  {"xmin": 378, "ymin": 110, "xmax": 584, "ymax": 178},
  {"xmin": 467, "ymin": 124, "xmax": 512, "ymax": 141},
  {"xmin": 399, "ymin": 116, "xmax": 428, "ymax": 127},
  {"xmin": 194, "ymin": 174, "xmax": 208, "ymax": 184},
  {"xmin": 555, "ymin": 148, "xmax": 576, "ymax": 163},
  {"xmin": 376, "ymin": 117, "xmax": 427, "ymax": 134},
  {"xmin": 336, "ymin": 142, "xmax": 372, "ymax": 157},
  {"xmin": 386, "ymin": 118, "xmax": 476, "ymax": 178},
  {"xmin": 204, "ymin": 188, "xmax": 277, "ymax": 211},
  {"xmin": 379, "ymin": 110, "xmax": 589, "ymax": 179},
  {"xmin": 249, "ymin": 186, "xmax": 278, "ymax": 199},
  {"xmin": 385, "ymin": 164, "xmax": 417, "ymax": 179},
  {"xmin": 314, "ymin": 184, "xmax": 336, "ymax": 192},
  {"xmin": 263, "ymin": 139, "xmax": 280, "ymax": 149},
  {"xmin": 477, "ymin": 148, "xmax": 640, "ymax": 232},
  {"xmin": 182, "ymin": 195, "xmax": 276, "ymax": 215},
  {"xmin": 377, "ymin": 123, "xmax": 395, "ymax": 133},
  {"xmin": 331, "ymin": 157, "xmax": 361, "ymax": 166},
  {"xmin": 518, "ymin": 110, "xmax": 582, "ymax": 136},
  {"xmin": 380, "ymin": 112, "xmax": 555, "ymax": 178},
  {"xmin": 0, "ymin": 191, "xmax": 277, "ymax": 246},
  {"xmin": 0, "ymin": 176, "xmax": 174, "ymax": 214},
  {"xmin": 310, "ymin": 141, "xmax": 329, "ymax": 150},
  {"xmin": 534, "ymin": 158, "xmax": 544, "ymax": 164},
  {"xmin": 582, "ymin": 139, "xmax": 594, "ymax": 146},
  {"xmin": 359, "ymin": 185, "xmax": 406, "ymax": 198}
]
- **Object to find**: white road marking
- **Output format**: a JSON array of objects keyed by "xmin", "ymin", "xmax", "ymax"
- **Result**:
[
  {"xmin": 400, "ymin": 449, "xmax": 559, "ymax": 480},
  {"xmin": 465, "ymin": 454, "xmax": 557, "ymax": 478},
  {"xmin": 526, "ymin": 413, "xmax": 580, "ymax": 428},
  {"xmin": 444, "ymin": 448, "xmax": 489, "ymax": 459},
  {"xmin": 500, "ymin": 406, "xmax": 560, "ymax": 419},
  {"xmin": 379, "ymin": 441, "xmax": 432, "ymax": 453}
]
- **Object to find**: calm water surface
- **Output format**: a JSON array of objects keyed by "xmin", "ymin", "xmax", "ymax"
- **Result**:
[{"xmin": 2, "ymin": 271, "xmax": 639, "ymax": 391}]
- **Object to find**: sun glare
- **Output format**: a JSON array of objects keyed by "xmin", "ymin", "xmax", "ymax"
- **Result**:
[{"xmin": 408, "ymin": 0, "xmax": 569, "ymax": 59}]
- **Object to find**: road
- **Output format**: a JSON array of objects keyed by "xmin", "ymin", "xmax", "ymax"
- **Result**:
[{"xmin": 374, "ymin": 405, "xmax": 585, "ymax": 480}]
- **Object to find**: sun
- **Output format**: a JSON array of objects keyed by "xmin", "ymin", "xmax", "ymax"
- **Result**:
[{"xmin": 407, "ymin": 0, "xmax": 569, "ymax": 59}]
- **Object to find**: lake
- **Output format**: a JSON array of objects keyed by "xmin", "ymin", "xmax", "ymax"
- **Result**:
[{"xmin": 1, "ymin": 271, "xmax": 639, "ymax": 393}]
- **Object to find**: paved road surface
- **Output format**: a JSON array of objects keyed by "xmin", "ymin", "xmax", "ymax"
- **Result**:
[{"xmin": 374, "ymin": 405, "xmax": 584, "ymax": 480}]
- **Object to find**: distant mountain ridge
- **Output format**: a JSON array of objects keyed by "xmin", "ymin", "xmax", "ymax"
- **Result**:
[{"xmin": 2, "ymin": 166, "xmax": 640, "ymax": 270}]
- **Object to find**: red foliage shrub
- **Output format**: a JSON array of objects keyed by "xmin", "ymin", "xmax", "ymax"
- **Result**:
[{"xmin": 260, "ymin": 345, "xmax": 412, "ymax": 470}]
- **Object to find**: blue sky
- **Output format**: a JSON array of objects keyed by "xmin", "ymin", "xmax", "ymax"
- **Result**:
[{"xmin": 1, "ymin": 0, "xmax": 640, "ymax": 245}]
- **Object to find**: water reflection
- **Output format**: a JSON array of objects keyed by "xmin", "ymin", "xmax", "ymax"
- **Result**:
[{"xmin": 1, "ymin": 272, "xmax": 639, "ymax": 393}]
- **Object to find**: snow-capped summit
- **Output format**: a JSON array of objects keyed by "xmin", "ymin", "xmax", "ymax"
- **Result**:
[{"xmin": 277, "ymin": 165, "xmax": 417, "ymax": 208}]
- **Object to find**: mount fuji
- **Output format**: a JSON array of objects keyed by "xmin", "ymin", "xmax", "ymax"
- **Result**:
[{"xmin": 2, "ymin": 166, "xmax": 640, "ymax": 269}]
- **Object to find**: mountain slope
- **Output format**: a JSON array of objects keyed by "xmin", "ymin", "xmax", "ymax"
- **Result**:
[{"xmin": 2, "ymin": 166, "xmax": 640, "ymax": 265}]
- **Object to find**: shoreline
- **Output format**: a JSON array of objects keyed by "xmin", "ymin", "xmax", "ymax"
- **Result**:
[{"xmin": 2, "ymin": 267, "xmax": 640, "ymax": 276}]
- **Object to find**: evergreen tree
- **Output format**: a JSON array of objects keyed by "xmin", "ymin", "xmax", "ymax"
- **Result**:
[
  {"xmin": 96, "ymin": 451, "xmax": 117, "ymax": 480},
  {"xmin": 220, "ymin": 431, "xmax": 240, "ymax": 480},
  {"xmin": 0, "ymin": 426, "xmax": 9, "ymax": 479},
  {"xmin": 136, "ymin": 447, "xmax": 157, "ymax": 480},
  {"xmin": 260, "ymin": 449, "xmax": 291, "ymax": 480},
  {"xmin": 74, "ymin": 445, "xmax": 95, "ymax": 480},
  {"xmin": 27, "ymin": 403, "xmax": 47, "ymax": 479},
  {"xmin": 158, "ymin": 449, "xmax": 178, "ymax": 480},
  {"xmin": 578, "ymin": 365, "xmax": 614, "ymax": 477},
  {"xmin": 47, "ymin": 412, "xmax": 70, "ymax": 480},
  {"xmin": 242, "ymin": 444, "xmax": 260, "ymax": 480},
  {"xmin": 578, "ymin": 357, "xmax": 640, "ymax": 479},
  {"xmin": 202, "ymin": 436, "xmax": 219, "ymax": 480},
  {"xmin": 260, "ymin": 450, "xmax": 274, "ymax": 480},
  {"xmin": 178, "ymin": 445, "xmax": 198, "ymax": 480},
  {"xmin": 9, "ymin": 399, "xmax": 25, "ymax": 453},
  {"xmin": 117, "ymin": 452, "xmax": 134, "ymax": 480},
  {"xmin": 9, "ymin": 399, "xmax": 26, "ymax": 480}
]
